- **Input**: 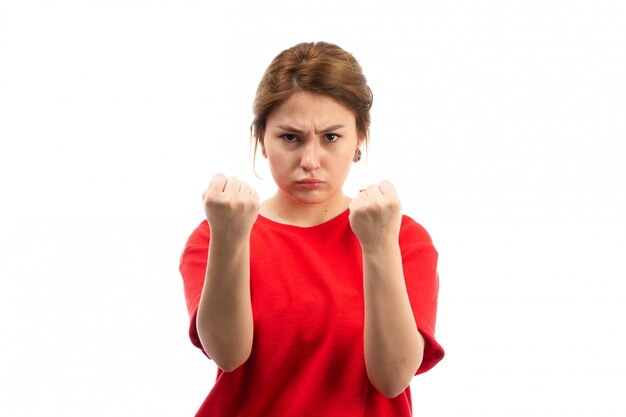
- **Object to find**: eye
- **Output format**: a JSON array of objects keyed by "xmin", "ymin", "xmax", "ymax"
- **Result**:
[
  {"xmin": 281, "ymin": 134, "xmax": 298, "ymax": 143},
  {"xmin": 323, "ymin": 133, "xmax": 340, "ymax": 143}
]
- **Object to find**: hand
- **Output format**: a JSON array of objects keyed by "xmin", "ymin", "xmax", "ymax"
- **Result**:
[
  {"xmin": 348, "ymin": 180, "xmax": 402, "ymax": 250},
  {"xmin": 202, "ymin": 174, "xmax": 260, "ymax": 238}
]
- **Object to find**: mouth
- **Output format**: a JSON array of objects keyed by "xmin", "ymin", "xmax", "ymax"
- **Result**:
[{"xmin": 295, "ymin": 178, "xmax": 324, "ymax": 189}]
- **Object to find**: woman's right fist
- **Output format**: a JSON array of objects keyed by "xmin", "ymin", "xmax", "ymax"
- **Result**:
[{"xmin": 202, "ymin": 174, "xmax": 260, "ymax": 237}]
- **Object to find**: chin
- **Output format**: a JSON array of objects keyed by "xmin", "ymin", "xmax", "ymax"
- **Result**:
[
  {"xmin": 292, "ymin": 195, "xmax": 325, "ymax": 205},
  {"xmin": 289, "ymin": 190, "xmax": 327, "ymax": 205}
]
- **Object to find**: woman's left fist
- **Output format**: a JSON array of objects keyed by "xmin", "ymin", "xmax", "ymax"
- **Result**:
[{"xmin": 348, "ymin": 180, "xmax": 402, "ymax": 250}]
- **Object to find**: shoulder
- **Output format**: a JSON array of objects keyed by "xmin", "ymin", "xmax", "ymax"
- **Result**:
[
  {"xmin": 399, "ymin": 214, "xmax": 434, "ymax": 246},
  {"xmin": 182, "ymin": 220, "xmax": 210, "ymax": 253}
]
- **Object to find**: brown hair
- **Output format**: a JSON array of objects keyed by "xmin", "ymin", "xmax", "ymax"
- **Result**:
[{"xmin": 251, "ymin": 41, "xmax": 373, "ymax": 162}]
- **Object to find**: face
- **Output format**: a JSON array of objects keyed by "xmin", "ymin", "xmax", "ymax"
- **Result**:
[{"xmin": 261, "ymin": 92, "xmax": 362, "ymax": 207}]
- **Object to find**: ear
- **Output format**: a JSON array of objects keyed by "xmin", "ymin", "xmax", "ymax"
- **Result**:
[{"xmin": 357, "ymin": 130, "xmax": 367, "ymax": 149}]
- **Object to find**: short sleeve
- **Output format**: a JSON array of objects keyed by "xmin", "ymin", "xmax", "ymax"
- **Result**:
[
  {"xmin": 399, "ymin": 215, "xmax": 445, "ymax": 374},
  {"xmin": 179, "ymin": 220, "xmax": 211, "ymax": 356}
]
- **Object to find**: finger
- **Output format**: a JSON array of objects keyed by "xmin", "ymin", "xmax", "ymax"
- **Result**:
[
  {"xmin": 366, "ymin": 184, "xmax": 382, "ymax": 197},
  {"xmin": 224, "ymin": 176, "xmax": 241, "ymax": 193},
  {"xmin": 239, "ymin": 181, "xmax": 250, "ymax": 195},
  {"xmin": 208, "ymin": 173, "xmax": 228, "ymax": 193},
  {"xmin": 378, "ymin": 180, "xmax": 397, "ymax": 196}
]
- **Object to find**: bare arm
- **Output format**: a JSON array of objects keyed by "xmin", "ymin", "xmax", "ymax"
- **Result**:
[
  {"xmin": 349, "ymin": 181, "xmax": 423, "ymax": 398},
  {"xmin": 197, "ymin": 231, "xmax": 254, "ymax": 372},
  {"xmin": 362, "ymin": 242, "xmax": 424, "ymax": 398},
  {"xmin": 196, "ymin": 174, "xmax": 258, "ymax": 372}
]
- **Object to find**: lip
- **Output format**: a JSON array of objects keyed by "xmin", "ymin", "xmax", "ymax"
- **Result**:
[{"xmin": 295, "ymin": 178, "xmax": 324, "ymax": 189}]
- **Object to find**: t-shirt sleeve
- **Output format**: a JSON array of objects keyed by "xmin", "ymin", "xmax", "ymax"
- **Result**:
[
  {"xmin": 179, "ymin": 220, "xmax": 211, "ymax": 357},
  {"xmin": 399, "ymin": 215, "xmax": 445, "ymax": 375}
]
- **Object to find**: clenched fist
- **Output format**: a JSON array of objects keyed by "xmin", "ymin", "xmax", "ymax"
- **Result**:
[
  {"xmin": 202, "ymin": 174, "xmax": 260, "ymax": 238},
  {"xmin": 348, "ymin": 180, "xmax": 402, "ymax": 250}
]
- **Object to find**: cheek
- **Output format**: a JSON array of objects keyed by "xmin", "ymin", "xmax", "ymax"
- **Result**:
[
  {"xmin": 267, "ymin": 153, "xmax": 293, "ymax": 179},
  {"xmin": 332, "ymin": 150, "xmax": 355, "ymax": 171},
  {"xmin": 270, "ymin": 152, "xmax": 292, "ymax": 167}
]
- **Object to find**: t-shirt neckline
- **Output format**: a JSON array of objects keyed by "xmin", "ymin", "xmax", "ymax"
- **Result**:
[{"xmin": 256, "ymin": 208, "xmax": 350, "ymax": 231}]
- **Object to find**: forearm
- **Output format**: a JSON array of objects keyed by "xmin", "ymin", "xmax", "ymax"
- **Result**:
[
  {"xmin": 196, "ymin": 232, "xmax": 253, "ymax": 372},
  {"xmin": 362, "ymin": 242, "xmax": 424, "ymax": 398}
]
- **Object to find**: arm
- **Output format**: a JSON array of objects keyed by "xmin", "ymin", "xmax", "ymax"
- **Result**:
[
  {"xmin": 196, "ymin": 174, "xmax": 259, "ymax": 372},
  {"xmin": 361, "ymin": 241, "xmax": 424, "ymax": 398},
  {"xmin": 349, "ymin": 181, "xmax": 423, "ymax": 398},
  {"xmin": 197, "ymin": 231, "xmax": 254, "ymax": 372}
]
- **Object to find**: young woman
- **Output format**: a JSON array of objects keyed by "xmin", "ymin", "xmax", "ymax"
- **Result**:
[{"xmin": 179, "ymin": 41, "xmax": 444, "ymax": 416}]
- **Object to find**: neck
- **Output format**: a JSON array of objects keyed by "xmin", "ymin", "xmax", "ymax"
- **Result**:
[{"xmin": 260, "ymin": 190, "xmax": 350, "ymax": 227}]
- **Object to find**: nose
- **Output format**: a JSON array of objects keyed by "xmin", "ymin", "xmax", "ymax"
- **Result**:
[{"xmin": 300, "ymin": 140, "xmax": 321, "ymax": 172}]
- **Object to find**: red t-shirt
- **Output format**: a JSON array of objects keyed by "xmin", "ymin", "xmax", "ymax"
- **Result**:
[{"xmin": 179, "ymin": 209, "xmax": 444, "ymax": 416}]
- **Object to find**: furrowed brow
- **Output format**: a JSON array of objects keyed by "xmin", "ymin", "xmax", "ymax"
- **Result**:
[
  {"xmin": 277, "ymin": 124, "xmax": 304, "ymax": 134},
  {"xmin": 316, "ymin": 124, "xmax": 345, "ymax": 134},
  {"xmin": 276, "ymin": 124, "xmax": 346, "ymax": 134}
]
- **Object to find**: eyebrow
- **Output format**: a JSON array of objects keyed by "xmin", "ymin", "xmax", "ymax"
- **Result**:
[{"xmin": 276, "ymin": 124, "xmax": 346, "ymax": 134}]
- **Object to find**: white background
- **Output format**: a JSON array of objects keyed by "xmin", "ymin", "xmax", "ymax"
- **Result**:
[{"xmin": 1, "ymin": 1, "xmax": 625, "ymax": 416}]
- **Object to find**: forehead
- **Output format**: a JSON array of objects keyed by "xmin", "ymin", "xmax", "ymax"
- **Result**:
[{"xmin": 266, "ymin": 92, "xmax": 356, "ymax": 128}]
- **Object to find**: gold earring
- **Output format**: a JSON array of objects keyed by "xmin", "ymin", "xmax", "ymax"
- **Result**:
[{"xmin": 353, "ymin": 149, "xmax": 362, "ymax": 162}]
